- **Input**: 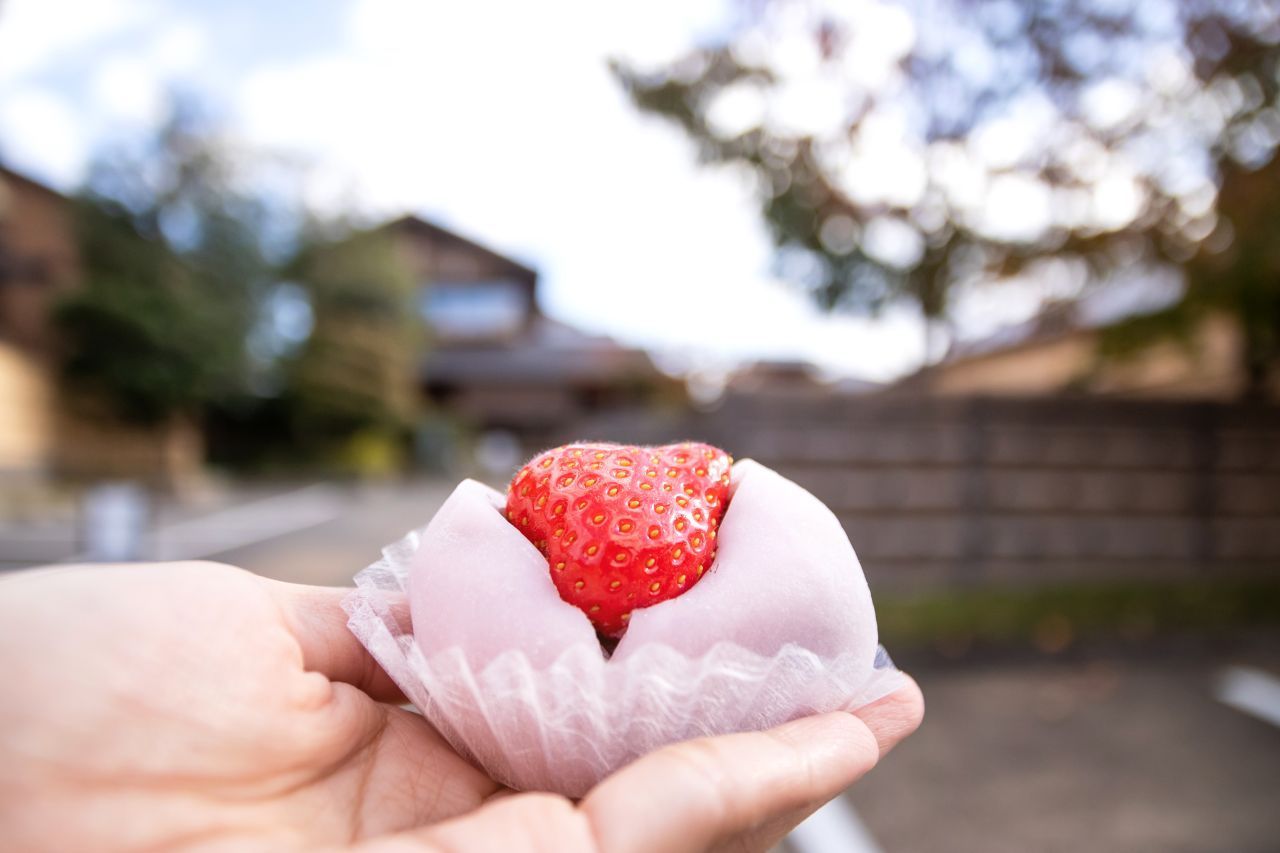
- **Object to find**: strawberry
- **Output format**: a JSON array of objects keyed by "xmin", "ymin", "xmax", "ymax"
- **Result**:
[{"xmin": 506, "ymin": 441, "xmax": 733, "ymax": 638}]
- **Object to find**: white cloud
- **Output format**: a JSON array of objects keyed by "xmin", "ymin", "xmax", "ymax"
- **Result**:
[
  {"xmin": 93, "ymin": 55, "xmax": 166, "ymax": 125},
  {"xmin": 0, "ymin": 1, "xmax": 207, "ymax": 183},
  {"xmin": 149, "ymin": 21, "xmax": 207, "ymax": 75},
  {"xmin": 89, "ymin": 18, "xmax": 206, "ymax": 127},
  {"xmin": 0, "ymin": 88, "xmax": 86, "ymax": 185},
  {"xmin": 0, "ymin": 0, "xmax": 155, "ymax": 84}
]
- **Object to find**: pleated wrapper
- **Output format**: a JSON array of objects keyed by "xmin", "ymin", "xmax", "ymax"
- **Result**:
[{"xmin": 344, "ymin": 464, "xmax": 904, "ymax": 798}]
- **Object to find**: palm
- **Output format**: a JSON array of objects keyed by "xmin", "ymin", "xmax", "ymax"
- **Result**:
[
  {"xmin": 0, "ymin": 562, "xmax": 498, "ymax": 850},
  {"xmin": 0, "ymin": 562, "xmax": 922, "ymax": 853}
]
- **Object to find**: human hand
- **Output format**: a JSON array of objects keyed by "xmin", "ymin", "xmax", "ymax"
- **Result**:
[{"xmin": 0, "ymin": 561, "xmax": 921, "ymax": 852}]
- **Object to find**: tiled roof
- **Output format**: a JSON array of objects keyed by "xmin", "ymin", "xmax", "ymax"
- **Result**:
[{"xmin": 424, "ymin": 317, "xmax": 660, "ymax": 384}]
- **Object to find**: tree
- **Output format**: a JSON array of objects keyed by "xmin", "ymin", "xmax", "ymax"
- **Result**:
[
  {"xmin": 283, "ymin": 223, "xmax": 423, "ymax": 471},
  {"xmin": 613, "ymin": 0, "xmax": 1280, "ymax": 390},
  {"xmin": 55, "ymin": 100, "xmax": 273, "ymax": 422},
  {"xmin": 54, "ymin": 98, "xmax": 430, "ymax": 471}
]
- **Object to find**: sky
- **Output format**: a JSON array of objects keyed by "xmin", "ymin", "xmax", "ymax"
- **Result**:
[{"xmin": 0, "ymin": 0, "xmax": 935, "ymax": 381}]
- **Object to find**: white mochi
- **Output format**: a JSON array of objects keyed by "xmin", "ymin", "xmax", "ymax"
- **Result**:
[
  {"xmin": 616, "ymin": 460, "xmax": 876, "ymax": 667},
  {"xmin": 408, "ymin": 479, "xmax": 598, "ymax": 669}
]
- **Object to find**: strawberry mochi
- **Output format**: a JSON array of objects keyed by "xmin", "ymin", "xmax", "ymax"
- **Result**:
[{"xmin": 408, "ymin": 456, "xmax": 877, "ymax": 676}]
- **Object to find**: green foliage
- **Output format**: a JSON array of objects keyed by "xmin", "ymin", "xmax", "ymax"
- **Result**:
[
  {"xmin": 876, "ymin": 578, "xmax": 1280, "ymax": 652},
  {"xmin": 284, "ymin": 224, "xmax": 423, "ymax": 463},
  {"xmin": 614, "ymin": 0, "xmax": 1280, "ymax": 388},
  {"xmin": 52, "ymin": 98, "xmax": 434, "ymax": 470},
  {"xmin": 54, "ymin": 102, "xmax": 270, "ymax": 423},
  {"xmin": 1097, "ymin": 300, "xmax": 1197, "ymax": 363},
  {"xmin": 1186, "ymin": 156, "xmax": 1280, "ymax": 396}
]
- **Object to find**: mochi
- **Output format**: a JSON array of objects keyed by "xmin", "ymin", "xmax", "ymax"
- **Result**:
[{"xmin": 345, "ymin": 459, "xmax": 901, "ymax": 796}]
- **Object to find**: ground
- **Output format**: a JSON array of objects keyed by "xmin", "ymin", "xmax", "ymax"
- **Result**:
[{"xmin": 844, "ymin": 638, "xmax": 1280, "ymax": 853}]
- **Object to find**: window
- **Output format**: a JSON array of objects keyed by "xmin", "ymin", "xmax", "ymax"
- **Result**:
[{"xmin": 419, "ymin": 280, "xmax": 528, "ymax": 338}]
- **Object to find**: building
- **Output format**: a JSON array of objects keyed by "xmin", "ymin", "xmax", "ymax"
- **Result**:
[
  {"xmin": 900, "ymin": 298, "xmax": 1266, "ymax": 400},
  {"xmin": 384, "ymin": 215, "xmax": 678, "ymax": 451},
  {"xmin": 725, "ymin": 359, "xmax": 880, "ymax": 401},
  {"xmin": 0, "ymin": 166, "xmax": 203, "ymax": 486},
  {"xmin": 1, "ymin": 171, "xmax": 676, "ymax": 481},
  {"xmin": 0, "ymin": 167, "xmax": 76, "ymax": 476}
]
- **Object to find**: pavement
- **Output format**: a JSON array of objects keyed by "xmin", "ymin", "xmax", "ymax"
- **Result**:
[
  {"xmin": 209, "ymin": 480, "xmax": 454, "ymax": 585},
  {"xmin": 0, "ymin": 478, "xmax": 455, "ymax": 582},
  {"xmin": 838, "ymin": 637, "xmax": 1280, "ymax": 853},
  {"xmin": 3, "ymin": 478, "xmax": 1277, "ymax": 851}
]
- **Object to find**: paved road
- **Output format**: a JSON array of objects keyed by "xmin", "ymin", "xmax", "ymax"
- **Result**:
[
  {"xmin": 0, "ymin": 479, "xmax": 455, "ymax": 583},
  {"xmin": 211, "ymin": 480, "xmax": 454, "ymax": 585},
  {"xmin": 840, "ymin": 638, "xmax": 1280, "ymax": 853}
]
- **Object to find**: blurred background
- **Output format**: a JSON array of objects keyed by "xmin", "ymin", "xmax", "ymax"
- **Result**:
[{"xmin": 1, "ymin": 0, "xmax": 1278, "ymax": 850}]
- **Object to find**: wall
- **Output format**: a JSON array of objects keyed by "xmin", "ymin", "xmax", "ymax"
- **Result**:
[
  {"xmin": 0, "ymin": 341, "xmax": 53, "ymax": 473},
  {"xmin": 569, "ymin": 394, "xmax": 1280, "ymax": 591},
  {"xmin": 0, "ymin": 169, "xmax": 80, "ymax": 352},
  {"xmin": 53, "ymin": 401, "xmax": 205, "ymax": 493}
]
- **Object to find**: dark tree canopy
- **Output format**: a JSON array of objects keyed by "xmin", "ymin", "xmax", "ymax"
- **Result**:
[
  {"xmin": 56, "ymin": 102, "xmax": 271, "ymax": 423},
  {"xmin": 614, "ymin": 0, "xmax": 1280, "ymax": 388}
]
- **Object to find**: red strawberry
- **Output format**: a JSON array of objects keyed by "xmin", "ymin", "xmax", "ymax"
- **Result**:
[{"xmin": 506, "ymin": 441, "xmax": 733, "ymax": 637}]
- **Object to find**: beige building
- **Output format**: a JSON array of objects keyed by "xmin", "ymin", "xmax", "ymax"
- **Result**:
[
  {"xmin": 0, "ymin": 167, "xmax": 76, "ymax": 478},
  {"xmin": 903, "ymin": 302, "xmax": 1266, "ymax": 400},
  {"xmin": 0, "ymin": 341, "xmax": 54, "ymax": 473},
  {"xmin": 1, "ymin": 166, "xmax": 206, "ymax": 487}
]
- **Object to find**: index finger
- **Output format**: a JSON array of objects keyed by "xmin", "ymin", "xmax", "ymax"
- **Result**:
[
  {"xmin": 263, "ymin": 579, "xmax": 409, "ymax": 704},
  {"xmin": 582, "ymin": 677, "xmax": 923, "ymax": 853}
]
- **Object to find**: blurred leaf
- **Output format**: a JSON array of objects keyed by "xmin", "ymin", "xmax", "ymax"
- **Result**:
[{"xmin": 614, "ymin": 0, "xmax": 1280, "ymax": 390}]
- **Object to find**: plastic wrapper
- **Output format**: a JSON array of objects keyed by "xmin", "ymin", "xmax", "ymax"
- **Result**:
[{"xmin": 343, "ymin": 459, "xmax": 905, "ymax": 798}]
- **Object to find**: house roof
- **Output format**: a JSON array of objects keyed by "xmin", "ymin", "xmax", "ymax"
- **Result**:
[
  {"xmin": 0, "ymin": 165, "xmax": 64, "ymax": 198},
  {"xmin": 0, "ymin": 165, "xmax": 67, "ymax": 220},
  {"xmin": 726, "ymin": 358, "xmax": 881, "ymax": 397},
  {"xmin": 387, "ymin": 214, "xmax": 538, "ymax": 283},
  {"xmin": 424, "ymin": 316, "xmax": 662, "ymax": 386},
  {"xmin": 890, "ymin": 274, "xmax": 1188, "ymax": 393}
]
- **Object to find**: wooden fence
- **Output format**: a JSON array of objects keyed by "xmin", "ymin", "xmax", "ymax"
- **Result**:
[{"xmin": 564, "ymin": 395, "xmax": 1280, "ymax": 591}]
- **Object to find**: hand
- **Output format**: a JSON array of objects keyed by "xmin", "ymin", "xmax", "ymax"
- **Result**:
[{"xmin": 0, "ymin": 561, "xmax": 922, "ymax": 852}]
